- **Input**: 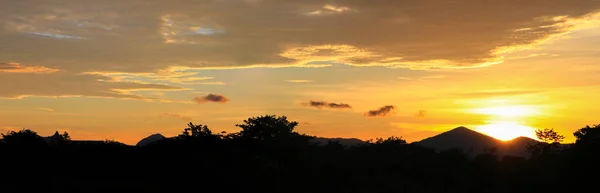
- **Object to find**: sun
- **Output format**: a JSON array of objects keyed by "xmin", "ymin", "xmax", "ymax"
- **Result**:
[
  {"xmin": 469, "ymin": 104, "xmax": 540, "ymax": 141},
  {"xmin": 475, "ymin": 121, "xmax": 538, "ymax": 141}
]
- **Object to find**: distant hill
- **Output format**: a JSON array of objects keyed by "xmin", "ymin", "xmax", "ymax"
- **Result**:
[
  {"xmin": 310, "ymin": 137, "xmax": 365, "ymax": 147},
  {"xmin": 136, "ymin": 133, "xmax": 166, "ymax": 147},
  {"xmin": 132, "ymin": 134, "xmax": 366, "ymax": 147},
  {"xmin": 414, "ymin": 126, "xmax": 540, "ymax": 158}
]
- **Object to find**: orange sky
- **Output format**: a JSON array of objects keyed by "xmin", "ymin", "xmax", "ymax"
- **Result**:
[{"xmin": 1, "ymin": 1, "xmax": 600, "ymax": 145}]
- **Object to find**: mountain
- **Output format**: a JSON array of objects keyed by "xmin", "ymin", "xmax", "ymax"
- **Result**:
[
  {"xmin": 136, "ymin": 133, "xmax": 166, "ymax": 147},
  {"xmin": 310, "ymin": 137, "xmax": 365, "ymax": 147},
  {"xmin": 415, "ymin": 126, "xmax": 539, "ymax": 157}
]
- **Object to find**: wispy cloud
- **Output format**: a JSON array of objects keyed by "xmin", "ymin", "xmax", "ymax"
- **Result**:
[
  {"xmin": 195, "ymin": 81, "xmax": 226, "ymax": 85},
  {"xmin": 0, "ymin": 71, "xmax": 185, "ymax": 100},
  {"xmin": 419, "ymin": 75, "xmax": 445, "ymax": 80},
  {"xmin": 0, "ymin": 62, "xmax": 59, "ymax": 74},
  {"xmin": 455, "ymin": 89, "xmax": 545, "ymax": 98},
  {"xmin": 29, "ymin": 32, "xmax": 86, "ymax": 40},
  {"xmin": 398, "ymin": 75, "xmax": 445, "ymax": 81},
  {"xmin": 160, "ymin": 113, "xmax": 192, "ymax": 122},
  {"xmin": 285, "ymin": 80, "xmax": 314, "ymax": 83},
  {"xmin": 38, "ymin": 108, "xmax": 54, "ymax": 112},
  {"xmin": 84, "ymin": 68, "xmax": 222, "ymax": 85}
]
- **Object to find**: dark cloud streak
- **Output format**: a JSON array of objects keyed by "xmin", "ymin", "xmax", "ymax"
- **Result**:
[
  {"xmin": 194, "ymin": 94, "xmax": 229, "ymax": 103},
  {"xmin": 366, "ymin": 105, "xmax": 396, "ymax": 117},
  {"xmin": 306, "ymin": 100, "xmax": 352, "ymax": 109}
]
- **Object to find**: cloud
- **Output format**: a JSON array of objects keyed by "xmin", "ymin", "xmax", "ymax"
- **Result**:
[
  {"xmin": 0, "ymin": 62, "xmax": 59, "ymax": 74},
  {"xmin": 398, "ymin": 75, "xmax": 445, "ymax": 81},
  {"xmin": 194, "ymin": 94, "xmax": 229, "ymax": 103},
  {"xmin": 455, "ymin": 89, "xmax": 545, "ymax": 98},
  {"xmin": 38, "ymin": 108, "xmax": 54, "ymax": 112},
  {"xmin": 0, "ymin": 0, "xmax": 597, "ymax": 75},
  {"xmin": 416, "ymin": 110, "xmax": 426, "ymax": 117},
  {"xmin": 160, "ymin": 113, "xmax": 192, "ymax": 122},
  {"xmin": 305, "ymin": 100, "xmax": 352, "ymax": 109},
  {"xmin": 285, "ymin": 80, "xmax": 314, "ymax": 83},
  {"xmin": 195, "ymin": 81, "xmax": 226, "ymax": 85},
  {"xmin": 365, "ymin": 105, "xmax": 396, "ymax": 117},
  {"xmin": 418, "ymin": 75, "xmax": 445, "ymax": 80},
  {"xmin": 307, "ymin": 4, "xmax": 353, "ymax": 16},
  {"xmin": 0, "ymin": 72, "xmax": 184, "ymax": 100},
  {"xmin": 84, "ymin": 67, "xmax": 223, "ymax": 85}
]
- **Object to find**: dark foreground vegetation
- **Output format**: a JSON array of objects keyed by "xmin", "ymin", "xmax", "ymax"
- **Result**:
[{"xmin": 1, "ymin": 115, "xmax": 600, "ymax": 193}]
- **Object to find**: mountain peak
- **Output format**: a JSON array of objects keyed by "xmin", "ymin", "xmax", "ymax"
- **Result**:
[
  {"xmin": 446, "ymin": 126, "xmax": 477, "ymax": 134},
  {"xmin": 136, "ymin": 133, "xmax": 166, "ymax": 147},
  {"xmin": 415, "ymin": 126, "xmax": 500, "ymax": 155},
  {"xmin": 416, "ymin": 126, "xmax": 538, "ymax": 158}
]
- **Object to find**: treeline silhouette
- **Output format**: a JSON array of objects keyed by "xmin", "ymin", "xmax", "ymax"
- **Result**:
[{"xmin": 1, "ymin": 115, "xmax": 599, "ymax": 193}]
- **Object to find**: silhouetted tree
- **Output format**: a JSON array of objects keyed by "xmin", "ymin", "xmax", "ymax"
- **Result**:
[
  {"xmin": 235, "ymin": 115, "xmax": 314, "ymax": 144},
  {"xmin": 574, "ymin": 124, "xmax": 600, "ymax": 147},
  {"xmin": 369, "ymin": 136, "xmax": 407, "ymax": 145},
  {"xmin": 47, "ymin": 131, "xmax": 71, "ymax": 146},
  {"xmin": 535, "ymin": 128, "xmax": 565, "ymax": 143},
  {"xmin": 1, "ymin": 129, "xmax": 46, "ymax": 147},
  {"xmin": 62, "ymin": 131, "xmax": 71, "ymax": 141},
  {"xmin": 180, "ymin": 122, "xmax": 214, "ymax": 138},
  {"xmin": 5, "ymin": 116, "xmax": 600, "ymax": 193},
  {"xmin": 527, "ymin": 129, "xmax": 565, "ymax": 158},
  {"xmin": 571, "ymin": 124, "xmax": 600, "ymax": 171}
]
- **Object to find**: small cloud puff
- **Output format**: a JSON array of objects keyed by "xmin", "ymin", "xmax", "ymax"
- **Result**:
[{"xmin": 194, "ymin": 94, "xmax": 229, "ymax": 103}]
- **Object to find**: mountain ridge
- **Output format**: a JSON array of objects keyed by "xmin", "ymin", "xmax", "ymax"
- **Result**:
[
  {"xmin": 126, "ymin": 126, "xmax": 543, "ymax": 158},
  {"xmin": 415, "ymin": 126, "xmax": 539, "ymax": 157}
]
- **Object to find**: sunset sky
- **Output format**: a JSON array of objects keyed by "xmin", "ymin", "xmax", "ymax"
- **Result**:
[{"xmin": 1, "ymin": 0, "xmax": 600, "ymax": 144}]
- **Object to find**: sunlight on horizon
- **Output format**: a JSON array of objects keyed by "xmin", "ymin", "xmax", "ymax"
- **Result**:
[
  {"xmin": 469, "ymin": 104, "xmax": 541, "ymax": 141},
  {"xmin": 475, "ymin": 121, "xmax": 538, "ymax": 141}
]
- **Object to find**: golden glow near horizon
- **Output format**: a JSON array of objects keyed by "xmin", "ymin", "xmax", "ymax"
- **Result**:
[
  {"xmin": 471, "ymin": 106, "xmax": 540, "ymax": 118},
  {"xmin": 1, "ymin": 1, "xmax": 599, "ymax": 144},
  {"xmin": 476, "ymin": 121, "xmax": 538, "ymax": 141},
  {"xmin": 469, "ymin": 103, "xmax": 542, "ymax": 140}
]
